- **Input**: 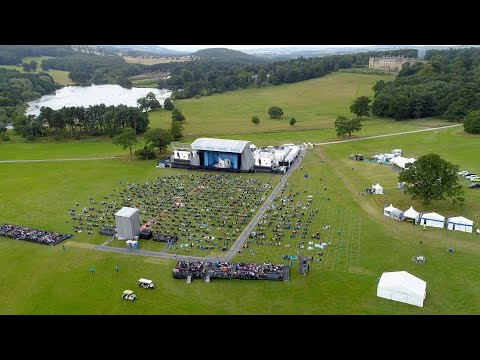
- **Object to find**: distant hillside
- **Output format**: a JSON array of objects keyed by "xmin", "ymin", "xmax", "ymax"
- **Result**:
[
  {"xmin": 192, "ymin": 48, "xmax": 263, "ymax": 62},
  {"xmin": 0, "ymin": 45, "xmax": 74, "ymax": 65},
  {"xmin": 99, "ymin": 45, "xmax": 189, "ymax": 56}
]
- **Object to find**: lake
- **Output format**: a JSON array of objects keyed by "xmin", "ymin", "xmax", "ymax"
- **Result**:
[{"xmin": 26, "ymin": 84, "xmax": 172, "ymax": 116}]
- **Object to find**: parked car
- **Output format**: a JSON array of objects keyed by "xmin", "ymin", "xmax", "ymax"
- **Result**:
[
  {"xmin": 458, "ymin": 171, "xmax": 469, "ymax": 176},
  {"xmin": 471, "ymin": 177, "xmax": 480, "ymax": 183},
  {"xmin": 122, "ymin": 290, "xmax": 137, "ymax": 301},
  {"xmin": 469, "ymin": 183, "xmax": 480, "ymax": 189},
  {"xmin": 465, "ymin": 174, "xmax": 477, "ymax": 180}
]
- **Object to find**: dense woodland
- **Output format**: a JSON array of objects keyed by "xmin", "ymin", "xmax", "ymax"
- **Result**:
[
  {"xmin": 0, "ymin": 45, "xmax": 74, "ymax": 65},
  {"xmin": 41, "ymin": 54, "xmax": 144, "ymax": 87},
  {"xmin": 372, "ymin": 48, "xmax": 480, "ymax": 121},
  {"xmin": 0, "ymin": 68, "xmax": 59, "ymax": 130}
]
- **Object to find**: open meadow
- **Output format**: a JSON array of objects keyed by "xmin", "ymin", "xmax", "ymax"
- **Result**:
[
  {"xmin": 1, "ymin": 72, "xmax": 479, "ymax": 314},
  {"xmin": 0, "ymin": 56, "xmax": 74, "ymax": 86}
]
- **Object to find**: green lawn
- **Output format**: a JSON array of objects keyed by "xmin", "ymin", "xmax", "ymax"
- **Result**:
[
  {"xmin": 0, "ymin": 139, "xmax": 128, "ymax": 160},
  {"xmin": 1, "ymin": 125, "xmax": 479, "ymax": 314},
  {"xmin": 1, "ymin": 72, "xmax": 480, "ymax": 314},
  {"xmin": 149, "ymin": 73, "xmax": 392, "ymax": 138}
]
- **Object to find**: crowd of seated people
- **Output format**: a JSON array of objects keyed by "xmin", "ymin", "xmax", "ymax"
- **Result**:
[
  {"xmin": 0, "ymin": 224, "xmax": 72, "ymax": 246},
  {"xmin": 172, "ymin": 261, "xmax": 286, "ymax": 281},
  {"xmin": 70, "ymin": 173, "xmax": 273, "ymax": 255}
]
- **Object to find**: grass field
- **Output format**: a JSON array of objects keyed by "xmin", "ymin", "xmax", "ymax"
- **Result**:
[
  {"xmin": 148, "ymin": 73, "xmax": 393, "ymax": 138},
  {"xmin": 0, "ymin": 56, "xmax": 74, "ymax": 86},
  {"xmin": 0, "ymin": 139, "xmax": 128, "ymax": 160},
  {"xmin": 1, "ymin": 72, "xmax": 479, "ymax": 314}
]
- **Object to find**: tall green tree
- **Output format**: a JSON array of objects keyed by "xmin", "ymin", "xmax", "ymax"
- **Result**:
[
  {"xmin": 170, "ymin": 120, "xmax": 184, "ymax": 141},
  {"xmin": 163, "ymin": 97, "xmax": 174, "ymax": 110},
  {"xmin": 268, "ymin": 106, "xmax": 283, "ymax": 119},
  {"xmin": 144, "ymin": 128, "xmax": 173, "ymax": 154},
  {"xmin": 334, "ymin": 116, "xmax": 362, "ymax": 137},
  {"xmin": 171, "ymin": 108, "xmax": 185, "ymax": 122},
  {"xmin": 349, "ymin": 96, "xmax": 371, "ymax": 118},
  {"xmin": 463, "ymin": 110, "xmax": 480, "ymax": 134},
  {"xmin": 112, "ymin": 127, "xmax": 138, "ymax": 155},
  {"xmin": 137, "ymin": 92, "xmax": 162, "ymax": 112},
  {"xmin": 289, "ymin": 117, "xmax": 296, "ymax": 126},
  {"xmin": 251, "ymin": 115, "xmax": 260, "ymax": 125},
  {"xmin": 398, "ymin": 153, "xmax": 464, "ymax": 205}
]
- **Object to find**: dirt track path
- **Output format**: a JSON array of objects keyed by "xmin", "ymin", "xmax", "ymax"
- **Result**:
[{"xmin": 314, "ymin": 124, "xmax": 462, "ymax": 146}]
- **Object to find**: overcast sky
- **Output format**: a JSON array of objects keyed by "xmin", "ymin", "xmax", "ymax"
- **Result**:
[
  {"xmin": 160, "ymin": 45, "xmax": 459, "ymax": 52},
  {"xmin": 161, "ymin": 45, "xmax": 374, "ymax": 51}
]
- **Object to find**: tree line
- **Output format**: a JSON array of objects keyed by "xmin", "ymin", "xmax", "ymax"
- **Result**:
[
  {"xmin": 12, "ymin": 104, "xmax": 149, "ymax": 140},
  {"xmin": 163, "ymin": 49, "xmax": 418, "ymax": 99},
  {"xmin": 371, "ymin": 47, "xmax": 480, "ymax": 122},
  {"xmin": 0, "ymin": 45, "xmax": 75, "ymax": 65},
  {"xmin": 41, "ymin": 54, "xmax": 145, "ymax": 87},
  {"xmin": 0, "ymin": 68, "xmax": 60, "ymax": 134}
]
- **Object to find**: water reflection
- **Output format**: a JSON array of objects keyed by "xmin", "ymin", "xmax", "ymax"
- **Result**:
[{"xmin": 26, "ymin": 84, "xmax": 172, "ymax": 116}]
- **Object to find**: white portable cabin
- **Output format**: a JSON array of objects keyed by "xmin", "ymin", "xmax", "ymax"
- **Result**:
[
  {"xmin": 254, "ymin": 149, "xmax": 275, "ymax": 168},
  {"xmin": 172, "ymin": 149, "xmax": 191, "ymax": 161},
  {"xmin": 115, "ymin": 207, "xmax": 140, "ymax": 240},
  {"xmin": 377, "ymin": 271, "xmax": 426, "ymax": 307},
  {"xmin": 446, "ymin": 216, "xmax": 474, "ymax": 233},
  {"xmin": 283, "ymin": 146, "xmax": 300, "ymax": 166},
  {"xmin": 420, "ymin": 212, "xmax": 445, "ymax": 228}
]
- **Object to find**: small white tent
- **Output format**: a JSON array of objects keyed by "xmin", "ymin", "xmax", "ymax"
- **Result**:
[
  {"xmin": 390, "ymin": 209, "xmax": 404, "ymax": 221},
  {"xmin": 403, "ymin": 206, "xmax": 420, "ymax": 223},
  {"xmin": 384, "ymin": 204, "xmax": 398, "ymax": 217},
  {"xmin": 372, "ymin": 183, "xmax": 383, "ymax": 195},
  {"xmin": 420, "ymin": 212, "xmax": 445, "ymax": 228},
  {"xmin": 377, "ymin": 271, "xmax": 426, "ymax": 307},
  {"xmin": 446, "ymin": 216, "xmax": 474, "ymax": 233}
]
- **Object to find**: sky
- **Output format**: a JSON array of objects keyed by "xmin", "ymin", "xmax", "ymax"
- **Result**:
[
  {"xmin": 160, "ymin": 45, "xmax": 459, "ymax": 52},
  {"xmin": 160, "ymin": 45, "xmax": 375, "ymax": 51}
]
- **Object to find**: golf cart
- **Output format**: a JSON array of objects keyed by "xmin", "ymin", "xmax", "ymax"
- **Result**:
[
  {"xmin": 138, "ymin": 278, "xmax": 155, "ymax": 289},
  {"xmin": 122, "ymin": 290, "xmax": 137, "ymax": 301}
]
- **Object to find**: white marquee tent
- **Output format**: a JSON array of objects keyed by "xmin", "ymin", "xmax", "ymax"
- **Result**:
[
  {"xmin": 390, "ymin": 156, "xmax": 416, "ymax": 170},
  {"xmin": 420, "ymin": 212, "xmax": 445, "ymax": 228},
  {"xmin": 377, "ymin": 271, "xmax": 427, "ymax": 307},
  {"xmin": 372, "ymin": 183, "xmax": 383, "ymax": 195},
  {"xmin": 384, "ymin": 204, "xmax": 398, "ymax": 217},
  {"xmin": 403, "ymin": 206, "xmax": 420, "ymax": 223},
  {"xmin": 446, "ymin": 216, "xmax": 474, "ymax": 233}
]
